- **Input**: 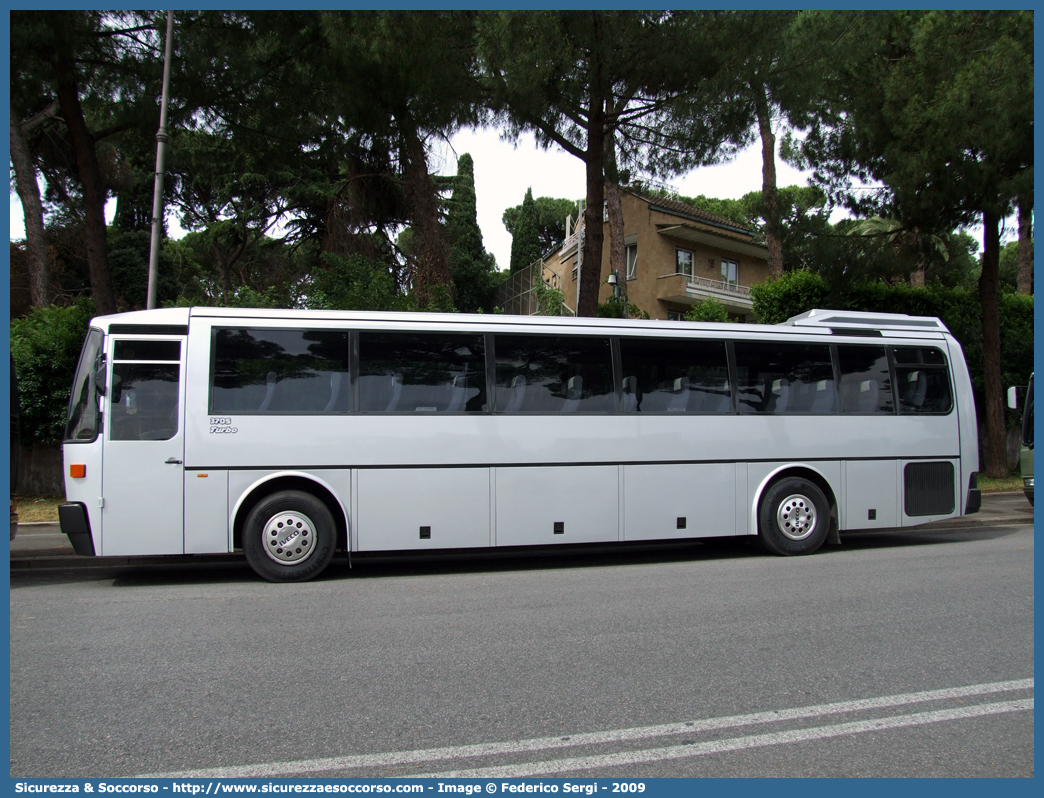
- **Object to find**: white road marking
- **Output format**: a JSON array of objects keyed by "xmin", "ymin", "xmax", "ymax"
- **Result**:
[
  {"xmin": 139, "ymin": 678, "xmax": 1033, "ymax": 778},
  {"xmin": 417, "ymin": 698, "xmax": 1034, "ymax": 778}
]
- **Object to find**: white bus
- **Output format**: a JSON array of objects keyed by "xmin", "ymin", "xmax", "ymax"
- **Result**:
[{"xmin": 59, "ymin": 306, "xmax": 981, "ymax": 582}]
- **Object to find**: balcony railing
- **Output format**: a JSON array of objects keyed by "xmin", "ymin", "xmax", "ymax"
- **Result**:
[{"xmin": 687, "ymin": 275, "xmax": 752, "ymax": 299}]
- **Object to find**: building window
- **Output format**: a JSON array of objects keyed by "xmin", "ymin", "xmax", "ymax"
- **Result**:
[
  {"xmin": 676, "ymin": 249, "xmax": 694, "ymax": 277},
  {"xmin": 626, "ymin": 244, "xmax": 638, "ymax": 280},
  {"xmin": 721, "ymin": 259, "xmax": 738, "ymax": 287},
  {"xmin": 667, "ymin": 311, "xmax": 683, "ymax": 321}
]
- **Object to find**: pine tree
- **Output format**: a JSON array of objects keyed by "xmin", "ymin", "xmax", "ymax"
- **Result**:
[{"xmin": 508, "ymin": 188, "xmax": 542, "ymax": 273}]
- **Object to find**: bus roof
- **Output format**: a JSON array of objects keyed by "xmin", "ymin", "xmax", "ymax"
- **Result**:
[
  {"xmin": 783, "ymin": 308, "xmax": 949, "ymax": 333},
  {"xmin": 87, "ymin": 306, "xmax": 949, "ymax": 338}
]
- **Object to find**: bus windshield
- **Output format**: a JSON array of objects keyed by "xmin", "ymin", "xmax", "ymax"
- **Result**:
[
  {"xmin": 64, "ymin": 329, "xmax": 104, "ymax": 443},
  {"xmin": 1022, "ymin": 373, "xmax": 1034, "ymax": 448}
]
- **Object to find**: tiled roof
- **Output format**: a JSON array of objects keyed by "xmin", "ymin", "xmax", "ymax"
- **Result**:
[{"xmin": 625, "ymin": 190, "xmax": 756, "ymax": 237}]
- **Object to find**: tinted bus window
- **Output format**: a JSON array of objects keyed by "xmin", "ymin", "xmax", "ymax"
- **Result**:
[
  {"xmin": 211, "ymin": 329, "xmax": 351, "ymax": 414},
  {"xmin": 893, "ymin": 347, "xmax": 952, "ymax": 414},
  {"xmin": 494, "ymin": 335, "xmax": 614, "ymax": 413},
  {"xmin": 358, "ymin": 332, "xmax": 486, "ymax": 413},
  {"xmin": 110, "ymin": 363, "xmax": 180, "ymax": 441},
  {"xmin": 838, "ymin": 345, "xmax": 894, "ymax": 414},
  {"xmin": 618, "ymin": 337, "xmax": 731, "ymax": 413},
  {"xmin": 114, "ymin": 340, "xmax": 180, "ymax": 362},
  {"xmin": 734, "ymin": 341, "xmax": 836, "ymax": 414}
]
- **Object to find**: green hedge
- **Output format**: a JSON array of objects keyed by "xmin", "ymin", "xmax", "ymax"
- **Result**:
[
  {"xmin": 11, "ymin": 299, "xmax": 94, "ymax": 446},
  {"xmin": 750, "ymin": 270, "xmax": 1034, "ymax": 424}
]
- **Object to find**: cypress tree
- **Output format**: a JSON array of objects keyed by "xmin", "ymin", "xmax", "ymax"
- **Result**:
[
  {"xmin": 508, "ymin": 187, "xmax": 543, "ymax": 273},
  {"xmin": 446, "ymin": 153, "xmax": 497, "ymax": 312}
]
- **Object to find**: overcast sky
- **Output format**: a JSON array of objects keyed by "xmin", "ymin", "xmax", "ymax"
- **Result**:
[
  {"xmin": 433, "ymin": 126, "xmax": 819, "ymax": 271},
  {"xmin": 10, "ymin": 124, "xmax": 1003, "ymax": 271}
]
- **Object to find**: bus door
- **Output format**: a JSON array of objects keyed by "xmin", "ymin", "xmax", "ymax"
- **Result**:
[{"xmin": 100, "ymin": 335, "xmax": 186, "ymax": 556}]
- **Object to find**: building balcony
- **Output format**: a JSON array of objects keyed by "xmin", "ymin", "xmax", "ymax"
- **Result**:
[{"xmin": 656, "ymin": 273, "xmax": 754, "ymax": 313}]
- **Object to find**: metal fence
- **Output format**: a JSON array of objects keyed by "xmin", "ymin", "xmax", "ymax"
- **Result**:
[{"xmin": 494, "ymin": 261, "xmax": 542, "ymax": 316}]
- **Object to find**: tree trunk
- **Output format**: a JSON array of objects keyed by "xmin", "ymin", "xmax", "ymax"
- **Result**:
[
  {"xmin": 979, "ymin": 209, "xmax": 1007, "ymax": 478},
  {"xmin": 910, "ymin": 266, "xmax": 925, "ymax": 286},
  {"xmin": 754, "ymin": 80, "xmax": 784, "ymax": 278},
  {"xmin": 213, "ymin": 242, "xmax": 232, "ymax": 306},
  {"xmin": 577, "ymin": 84, "xmax": 605, "ymax": 318},
  {"xmin": 10, "ymin": 114, "xmax": 49, "ymax": 307},
  {"xmin": 604, "ymin": 121, "xmax": 625, "ymax": 310},
  {"xmin": 1016, "ymin": 200, "xmax": 1033, "ymax": 295},
  {"xmin": 55, "ymin": 71, "xmax": 116, "ymax": 316},
  {"xmin": 400, "ymin": 120, "xmax": 450, "ymax": 302}
]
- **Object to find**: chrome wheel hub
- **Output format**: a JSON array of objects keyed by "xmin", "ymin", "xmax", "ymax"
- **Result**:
[
  {"xmin": 777, "ymin": 494, "xmax": 817, "ymax": 541},
  {"xmin": 262, "ymin": 511, "xmax": 316, "ymax": 565}
]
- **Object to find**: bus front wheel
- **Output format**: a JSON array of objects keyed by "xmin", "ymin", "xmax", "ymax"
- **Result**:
[
  {"xmin": 757, "ymin": 477, "xmax": 829, "ymax": 556},
  {"xmin": 243, "ymin": 490, "xmax": 337, "ymax": 582}
]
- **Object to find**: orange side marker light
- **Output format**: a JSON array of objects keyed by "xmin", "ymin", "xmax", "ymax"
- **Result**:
[{"xmin": 70, "ymin": 464, "xmax": 86, "ymax": 478}]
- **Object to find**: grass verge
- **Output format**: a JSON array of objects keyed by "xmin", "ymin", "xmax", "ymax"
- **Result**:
[
  {"xmin": 976, "ymin": 475, "xmax": 1025, "ymax": 494},
  {"xmin": 13, "ymin": 496, "xmax": 65, "ymax": 523}
]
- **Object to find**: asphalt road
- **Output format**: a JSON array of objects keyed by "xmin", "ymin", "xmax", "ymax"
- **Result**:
[{"xmin": 9, "ymin": 518, "xmax": 1034, "ymax": 778}]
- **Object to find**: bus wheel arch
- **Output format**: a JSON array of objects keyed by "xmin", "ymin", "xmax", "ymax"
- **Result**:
[
  {"xmin": 233, "ymin": 474, "xmax": 348, "ymax": 556},
  {"xmin": 755, "ymin": 467, "xmax": 838, "ymax": 555}
]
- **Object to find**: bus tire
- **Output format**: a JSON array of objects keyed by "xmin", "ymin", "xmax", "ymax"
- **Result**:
[
  {"xmin": 757, "ymin": 477, "xmax": 829, "ymax": 556},
  {"xmin": 243, "ymin": 490, "xmax": 337, "ymax": 582}
]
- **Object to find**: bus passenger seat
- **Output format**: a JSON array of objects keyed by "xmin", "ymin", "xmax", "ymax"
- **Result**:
[
  {"xmin": 385, "ymin": 373, "xmax": 403, "ymax": 412},
  {"xmin": 909, "ymin": 371, "xmax": 927, "ymax": 408},
  {"xmin": 810, "ymin": 379, "xmax": 836, "ymax": 413},
  {"xmin": 771, "ymin": 378, "xmax": 789, "ymax": 413},
  {"xmin": 668, "ymin": 377, "xmax": 690, "ymax": 412},
  {"xmin": 703, "ymin": 381, "xmax": 731, "ymax": 413},
  {"xmin": 258, "ymin": 371, "xmax": 277, "ymax": 411},
  {"xmin": 562, "ymin": 375, "xmax": 583, "ymax": 412},
  {"xmin": 323, "ymin": 372, "xmax": 343, "ymax": 413},
  {"xmin": 446, "ymin": 374, "xmax": 468, "ymax": 412},
  {"xmin": 858, "ymin": 380, "xmax": 879, "ymax": 412},
  {"xmin": 504, "ymin": 375, "xmax": 526, "ymax": 412},
  {"xmin": 621, "ymin": 376, "xmax": 638, "ymax": 412}
]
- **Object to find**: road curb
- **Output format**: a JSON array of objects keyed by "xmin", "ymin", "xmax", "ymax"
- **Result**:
[{"xmin": 10, "ymin": 552, "xmax": 246, "ymax": 570}]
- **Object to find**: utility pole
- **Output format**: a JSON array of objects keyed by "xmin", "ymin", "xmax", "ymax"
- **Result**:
[{"xmin": 146, "ymin": 11, "xmax": 174, "ymax": 310}]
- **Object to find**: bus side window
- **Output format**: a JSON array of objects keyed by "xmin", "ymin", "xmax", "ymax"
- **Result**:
[
  {"xmin": 493, "ymin": 335, "xmax": 614, "ymax": 413},
  {"xmin": 617, "ymin": 337, "xmax": 730, "ymax": 413},
  {"xmin": 211, "ymin": 329, "xmax": 351, "ymax": 414},
  {"xmin": 357, "ymin": 332, "xmax": 486, "ymax": 413},
  {"xmin": 893, "ymin": 347, "xmax": 952, "ymax": 414},
  {"xmin": 734, "ymin": 341, "xmax": 835, "ymax": 414},
  {"xmin": 837, "ymin": 345, "xmax": 894, "ymax": 414}
]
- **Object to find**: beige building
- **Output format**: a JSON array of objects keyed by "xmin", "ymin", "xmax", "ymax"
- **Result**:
[{"xmin": 547, "ymin": 190, "xmax": 770, "ymax": 321}]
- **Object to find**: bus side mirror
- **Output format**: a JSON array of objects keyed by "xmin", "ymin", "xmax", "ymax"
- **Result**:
[
  {"xmin": 1007, "ymin": 386, "xmax": 1018, "ymax": 409},
  {"xmin": 94, "ymin": 353, "xmax": 107, "ymax": 397}
]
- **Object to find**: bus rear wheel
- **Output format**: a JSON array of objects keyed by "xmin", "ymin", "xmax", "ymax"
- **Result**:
[
  {"xmin": 757, "ymin": 477, "xmax": 829, "ymax": 556},
  {"xmin": 243, "ymin": 491, "xmax": 336, "ymax": 582}
]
